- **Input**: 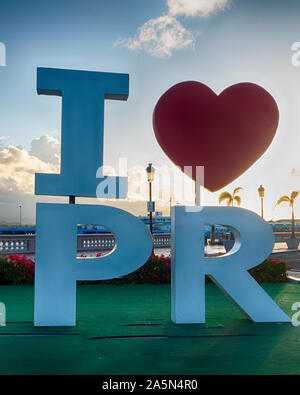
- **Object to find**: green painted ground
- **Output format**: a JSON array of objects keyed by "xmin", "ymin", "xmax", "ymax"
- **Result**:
[{"xmin": 0, "ymin": 283, "xmax": 299, "ymax": 375}]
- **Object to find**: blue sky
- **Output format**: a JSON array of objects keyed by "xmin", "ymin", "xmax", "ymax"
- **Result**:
[{"xmin": 1, "ymin": 0, "xmax": 300, "ymax": 223}]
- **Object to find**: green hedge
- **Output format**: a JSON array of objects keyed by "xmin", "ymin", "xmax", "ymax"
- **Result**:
[
  {"xmin": 249, "ymin": 258, "xmax": 289, "ymax": 283},
  {"xmin": 101, "ymin": 254, "xmax": 289, "ymax": 284},
  {"xmin": 0, "ymin": 253, "xmax": 290, "ymax": 286},
  {"xmin": 0, "ymin": 255, "xmax": 34, "ymax": 285}
]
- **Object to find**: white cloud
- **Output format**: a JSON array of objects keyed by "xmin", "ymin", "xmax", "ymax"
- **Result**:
[
  {"xmin": 114, "ymin": 0, "xmax": 231, "ymax": 58},
  {"xmin": 167, "ymin": 0, "xmax": 230, "ymax": 17},
  {"xmin": 114, "ymin": 15, "xmax": 195, "ymax": 58},
  {"xmin": 29, "ymin": 133, "xmax": 60, "ymax": 166},
  {"xmin": 0, "ymin": 135, "xmax": 177, "ymax": 203},
  {"xmin": 0, "ymin": 138, "xmax": 178, "ymax": 222},
  {"xmin": 0, "ymin": 136, "xmax": 59, "ymax": 195}
]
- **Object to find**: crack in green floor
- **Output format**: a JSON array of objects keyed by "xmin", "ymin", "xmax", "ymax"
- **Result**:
[{"xmin": 0, "ymin": 283, "xmax": 299, "ymax": 374}]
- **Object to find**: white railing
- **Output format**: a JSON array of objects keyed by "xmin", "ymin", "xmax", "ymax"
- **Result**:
[
  {"xmin": 0, "ymin": 233, "xmax": 171, "ymax": 255},
  {"xmin": 78, "ymin": 234, "xmax": 116, "ymax": 251},
  {"xmin": 274, "ymin": 232, "xmax": 300, "ymax": 242},
  {"xmin": 0, "ymin": 235, "xmax": 35, "ymax": 255}
]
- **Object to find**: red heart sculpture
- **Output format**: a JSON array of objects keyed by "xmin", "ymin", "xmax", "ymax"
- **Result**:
[{"xmin": 153, "ymin": 81, "xmax": 279, "ymax": 192}]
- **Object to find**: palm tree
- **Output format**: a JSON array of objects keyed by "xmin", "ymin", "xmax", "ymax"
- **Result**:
[
  {"xmin": 275, "ymin": 191, "xmax": 299, "ymax": 238},
  {"xmin": 219, "ymin": 187, "xmax": 243, "ymax": 207}
]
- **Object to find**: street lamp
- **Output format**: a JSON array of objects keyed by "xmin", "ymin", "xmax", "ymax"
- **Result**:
[
  {"xmin": 146, "ymin": 163, "xmax": 155, "ymax": 234},
  {"xmin": 19, "ymin": 205, "xmax": 22, "ymax": 226},
  {"xmin": 258, "ymin": 185, "xmax": 265, "ymax": 218}
]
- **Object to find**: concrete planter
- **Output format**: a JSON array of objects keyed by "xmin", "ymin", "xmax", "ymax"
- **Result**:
[
  {"xmin": 223, "ymin": 240, "xmax": 235, "ymax": 253},
  {"xmin": 286, "ymin": 238, "xmax": 300, "ymax": 250}
]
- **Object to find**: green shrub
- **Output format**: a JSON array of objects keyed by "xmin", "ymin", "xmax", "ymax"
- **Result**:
[
  {"xmin": 249, "ymin": 258, "xmax": 289, "ymax": 283},
  {"xmin": 100, "ymin": 254, "xmax": 289, "ymax": 284},
  {"xmin": 0, "ymin": 253, "xmax": 289, "ymax": 285},
  {"xmin": 0, "ymin": 255, "xmax": 34, "ymax": 285}
]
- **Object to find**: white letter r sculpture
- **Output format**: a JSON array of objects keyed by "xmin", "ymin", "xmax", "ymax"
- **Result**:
[{"xmin": 171, "ymin": 206, "xmax": 291, "ymax": 324}]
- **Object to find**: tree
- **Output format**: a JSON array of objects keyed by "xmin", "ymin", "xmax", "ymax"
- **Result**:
[
  {"xmin": 275, "ymin": 191, "xmax": 299, "ymax": 238},
  {"xmin": 218, "ymin": 187, "xmax": 243, "ymax": 207}
]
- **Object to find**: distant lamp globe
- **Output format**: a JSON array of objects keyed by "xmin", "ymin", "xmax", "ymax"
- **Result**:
[
  {"xmin": 258, "ymin": 185, "xmax": 265, "ymax": 198},
  {"xmin": 146, "ymin": 163, "xmax": 155, "ymax": 182}
]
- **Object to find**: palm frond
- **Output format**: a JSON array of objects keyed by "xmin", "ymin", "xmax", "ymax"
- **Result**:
[
  {"xmin": 218, "ymin": 192, "xmax": 232, "ymax": 205},
  {"xmin": 291, "ymin": 191, "xmax": 299, "ymax": 200},
  {"xmin": 233, "ymin": 187, "xmax": 243, "ymax": 196},
  {"xmin": 234, "ymin": 195, "xmax": 242, "ymax": 206},
  {"xmin": 275, "ymin": 195, "xmax": 291, "ymax": 207}
]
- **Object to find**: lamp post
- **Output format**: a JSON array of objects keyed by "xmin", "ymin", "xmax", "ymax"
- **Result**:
[
  {"xmin": 146, "ymin": 163, "xmax": 155, "ymax": 234},
  {"xmin": 258, "ymin": 185, "xmax": 265, "ymax": 218},
  {"xmin": 19, "ymin": 205, "xmax": 22, "ymax": 226}
]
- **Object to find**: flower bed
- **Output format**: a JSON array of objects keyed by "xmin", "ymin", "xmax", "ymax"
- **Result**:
[
  {"xmin": 0, "ymin": 254, "xmax": 34, "ymax": 285},
  {"xmin": 249, "ymin": 258, "xmax": 290, "ymax": 283},
  {"xmin": 0, "ymin": 253, "xmax": 290, "ymax": 285}
]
